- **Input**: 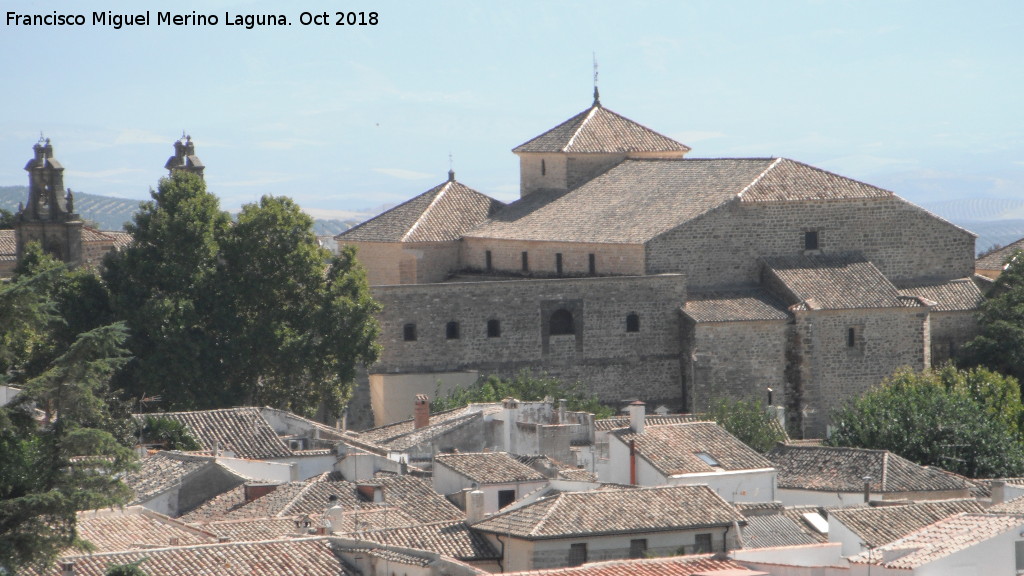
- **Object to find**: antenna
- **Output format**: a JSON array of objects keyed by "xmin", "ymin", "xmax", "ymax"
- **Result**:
[{"xmin": 592, "ymin": 52, "xmax": 601, "ymax": 107}]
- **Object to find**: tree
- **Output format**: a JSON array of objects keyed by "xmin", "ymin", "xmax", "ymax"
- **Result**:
[
  {"xmin": 0, "ymin": 207, "xmax": 14, "ymax": 229},
  {"xmin": 827, "ymin": 365, "xmax": 1024, "ymax": 478},
  {"xmin": 431, "ymin": 371, "xmax": 614, "ymax": 419},
  {"xmin": 960, "ymin": 249, "xmax": 1024, "ymax": 383},
  {"xmin": 105, "ymin": 561, "xmax": 149, "ymax": 576},
  {"xmin": 136, "ymin": 415, "xmax": 201, "ymax": 451},
  {"xmin": 704, "ymin": 397, "xmax": 786, "ymax": 453},
  {"xmin": 104, "ymin": 177, "xmax": 380, "ymax": 419}
]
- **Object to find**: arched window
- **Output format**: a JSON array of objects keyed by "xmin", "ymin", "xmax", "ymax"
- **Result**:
[
  {"xmin": 487, "ymin": 319, "xmax": 501, "ymax": 338},
  {"xmin": 550, "ymin": 309, "xmax": 575, "ymax": 336},
  {"xmin": 626, "ymin": 313, "xmax": 640, "ymax": 333},
  {"xmin": 403, "ymin": 323, "xmax": 417, "ymax": 341},
  {"xmin": 446, "ymin": 321, "xmax": 460, "ymax": 340}
]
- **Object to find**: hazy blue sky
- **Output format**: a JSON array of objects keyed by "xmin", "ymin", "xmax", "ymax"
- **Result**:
[{"xmin": 1, "ymin": 0, "xmax": 1021, "ymax": 217}]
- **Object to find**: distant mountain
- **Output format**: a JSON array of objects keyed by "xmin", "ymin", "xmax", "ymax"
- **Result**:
[
  {"xmin": 919, "ymin": 198, "xmax": 1024, "ymax": 253},
  {"xmin": 0, "ymin": 185, "xmax": 364, "ymax": 236}
]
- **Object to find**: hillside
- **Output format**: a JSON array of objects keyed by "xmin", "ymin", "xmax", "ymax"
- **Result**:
[{"xmin": 0, "ymin": 186, "xmax": 363, "ymax": 236}]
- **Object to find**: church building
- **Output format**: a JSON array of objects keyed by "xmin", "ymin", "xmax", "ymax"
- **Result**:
[{"xmin": 338, "ymin": 91, "xmax": 985, "ymax": 437}]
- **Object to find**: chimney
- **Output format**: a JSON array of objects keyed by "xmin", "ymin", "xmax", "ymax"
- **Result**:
[
  {"xmin": 325, "ymin": 503, "xmax": 345, "ymax": 533},
  {"xmin": 466, "ymin": 489, "xmax": 486, "ymax": 524},
  {"xmin": 413, "ymin": 394, "xmax": 430, "ymax": 430},
  {"xmin": 558, "ymin": 398, "xmax": 567, "ymax": 424},
  {"xmin": 628, "ymin": 401, "xmax": 646, "ymax": 434},
  {"xmin": 60, "ymin": 561, "xmax": 75, "ymax": 576},
  {"xmin": 629, "ymin": 439, "xmax": 638, "ymax": 485},
  {"xmin": 992, "ymin": 480, "xmax": 1006, "ymax": 505},
  {"xmin": 169, "ymin": 537, "xmax": 180, "ymax": 546},
  {"xmin": 244, "ymin": 483, "xmax": 278, "ymax": 503},
  {"xmin": 357, "ymin": 482, "xmax": 385, "ymax": 503},
  {"xmin": 863, "ymin": 476, "xmax": 872, "ymax": 503},
  {"xmin": 218, "ymin": 536, "xmax": 229, "ymax": 543}
]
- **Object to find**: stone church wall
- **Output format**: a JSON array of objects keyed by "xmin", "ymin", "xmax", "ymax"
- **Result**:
[
  {"xmin": 460, "ymin": 238, "xmax": 645, "ymax": 277},
  {"xmin": 346, "ymin": 240, "xmax": 461, "ymax": 286},
  {"xmin": 681, "ymin": 319, "xmax": 789, "ymax": 414},
  {"xmin": 370, "ymin": 274, "xmax": 686, "ymax": 405},
  {"xmin": 789, "ymin": 306, "xmax": 930, "ymax": 437},
  {"xmin": 645, "ymin": 197, "xmax": 975, "ymax": 289}
]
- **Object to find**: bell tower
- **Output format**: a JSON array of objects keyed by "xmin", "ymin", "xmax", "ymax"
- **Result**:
[
  {"xmin": 15, "ymin": 137, "xmax": 84, "ymax": 266},
  {"xmin": 164, "ymin": 134, "xmax": 205, "ymax": 179}
]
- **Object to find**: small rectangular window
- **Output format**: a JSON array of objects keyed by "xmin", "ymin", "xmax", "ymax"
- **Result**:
[
  {"xmin": 694, "ymin": 533, "xmax": 713, "ymax": 553},
  {"xmin": 498, "ymin": 489, "xmax": 516, "ymax": 509},
  {"xmin": 847, "ymin": 327, "xmax": 856, "ymax": 347},
  {"xmin": 446, "ymin": 321, "xmax": 460, "ymax": 340},
  {"xmin": 588, "ymin": 253, "xmax": 596, "ymax": 275},
  {"xmin": 556, "ymin": 253, "xmax": 563, "ymax": 275},
  {"xmin": 487, "ymin": 319, "xmax": 501, "ymax": 338},
  {"xmin": 403, "ymin": 324, "xmax": 417, "ymax": 341},
  {"xmin": 568, "ymin": 543, "xmax": 587, "ymax": 566},
  {"xmin": 485, "ymin": 250, "xmax": 492, "ymax": 272},
  {"xmin": 521, "ymin": 251, "xmax": 529, "ymax": 272},
  {"xmin": 629, "ymin": 539, "xmax": 647, "ymax": 559},
  {"xmin": 804, "ymin": 230, "xmax": 819, "ymax": 251}
]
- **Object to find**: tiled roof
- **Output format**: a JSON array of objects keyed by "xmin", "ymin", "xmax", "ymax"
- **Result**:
[
  {"xmin": 829, "ymin": 499, "xmax": 984, "ymax": 548},
  {"xmin": 434, "ymin": 452, "xmax": 546, "ymax": 484},
  {"xmin": 337, "ymin": 177, "xmax": 504, "ymax": 243},
  {"xmin": 762, "ymin": 253, "xmax": 911, "ymax": 310},
  {"xmin": 779, "ymin": 505, "xmax": 831, "ymax": 544},
  {"xmin": 976, "ymin": 237, "xmax": 1024, "ymax": 270},
  {"xmin": 358, "ymin": 404, "xmax": 505, "ymax": 452},
  {"xmin": 738, "ymin": 157, "xmax": 893, "ymax": 202},
  {"xmin": 594, "ymin": 413, "xmax": 706, "ymax": 432},
  {"xmin": 143, "ymin": 407, "xmax": 293, "ymax": 459},
  {"xmin": 612, "ymin": 422, "xmax": 773, "ymax": 476},
  {"xmin": 766, "ymin": 444, "xmax": 968, "ymax": 493},
  {"xmin": 466, "ymin": 158, "xmax": 775, "ymax": 244},
  {"xmin": 341, "ymin": 520, "xmax": 499, "ymax": 561},
  {"xmin": 45, "ymin": 538, "xmax": 343, "ymax": 576},
  {"xmin": 848, "ymin": 513, "xmax": 1024, "ymax": 568},
  {"xmin": 472, "ymin": 484, "xmax": 742, "ymax": 539},
  {"xmin": 105, "ymin": 230, "xmax": 133, "ymax": 249},
  {"xmin": 123, "ymin": 451, "xmax": 241, "ymax": 506},
  {"xmin": 196, "ymin": 517, "xmax": 307, "ymax": 542},
  {"xmin": 684, "ymin": 289, "xmax": 791, "ymax": 323},
  {"xmin": 81, "ymin": 226, "xmax": 117, "ymax": 243},
  {"xmin": 740, "ymin": 514, "xmax": 822, "ymax": 548},
  {"xmin": 897, "ymin": 277, "xmax": 985, "ymax": 312},
  {"xmin": 74, "ymin": 507, "xmax": 219, "ymax": 552},
  {"xmin": 512, "ymin": 104, "xmax": 690, "ymax": 154},
  {"xmin": 0, "ymin": 229, "xmax": 15, "ymax": 260},
  {"xmin": 990, "ymin": 494, "xmax": 1024, "ymax": 513},
  {"xmin": 557, "ymin": 467, "xmax": 597, "ymax": 482},
  {"xmin": 501, "ymin": 554, "xmax": 758, "ymax": 576}
]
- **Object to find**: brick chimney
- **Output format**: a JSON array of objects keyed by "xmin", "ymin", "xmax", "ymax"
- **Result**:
[
  {"xmin": 413, "ymin": 394, "xmax": 430, "ymax": 430},
  {"xmin": 244, "ymin": 483, "xmax": 278, "ymax": 503},
  {"xmin": 628, "ymin": 401, "xmax": 646, "ymax": 434}
]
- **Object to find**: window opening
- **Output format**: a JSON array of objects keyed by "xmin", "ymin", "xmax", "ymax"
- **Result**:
[
  {"xmin": 498, "ymin": 489, "xmax": 516, "ymax": 509},
  {"xmin": 549, "ymin": 309, "xmax": 575, "ymax": 336},
  {"xmin": 626, "ymin": 313, "xmax": 640, "ymax": 333},
  {"xmin": 629, "ymin": 539, "xmax": 648, "ymax": 559},
  {"xmin": 541, "ymin": 159, "xmax": 546, "ymax": 176},
  {"xmin": 847, "ymin": 327, "xmax": 856, "ymax": 347},
  {"xmin": 403, "ymin": 324, "xmax": 417, "ymax": 341},
  {"xmin": 556, "ymin": 253, "xmax": 563, "ymax": 275},
  {"xmin": 694, "ymin": 533, "xmax": 713, "ymax": 553},
  {"xmin": 588, "ymin": 253, "xmax": 596, "ymax": 275},
  {"xmin": 568, "ymin": 543, "xmax": 587, "ymax": 566},
  {"xmin": 521, "ymin": 251, "xmax": 529, "ymax": 272},
  {"xmin": 446, "ymin": 321, "xmax": 460, "ymax": 340},
  {"xmin": 485, "ymin": 250, "xmax": 492, "ymax": 272},
  {"xmin": 804, "ymin": 230, "xmax": 819, "ymax": 251},
  {"xmin": 487, "ymin": 319, "xmax": 501, "ymax": 338},
  {"xmin": 695, "ymin": 452, "xmax": 720, "ymax": 467}
]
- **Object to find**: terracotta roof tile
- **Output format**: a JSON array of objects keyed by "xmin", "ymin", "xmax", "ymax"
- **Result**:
[
  {"xmin": 75, "ymin": 507, "xmax": 219, "ymax": 552},
  {"xmin": 337, "ymin": 178, "xmax": 504, "ymax": 243},
  {"xmin": 434, "ymin": 452, "xmax": 546, "ymax": 484},
  {"xmin": 467, "ymin": 158, "xmax": 774, "ymax": 244},
  {"xmin": 0, "ymin": 229, "xmax": 15, "ymax": 260},
  {"xmin": 501, "ymin": 554, "xmax": 758, "ymax": 576},
  {"xmin": 512, "ymin": 105, "xmax": 690, "ymax": 154},
  {"xmin": 341, "ymin": 520, "xmax": 499, "ymax": 561},
  {"xmin": 897, "ymin": 277, "xmax": 985, "ymax": 312},
  {"xmin": 195, "ymin": 517, "xmax": 308, "ymax": 542},
  {"xmin": 472, "ymin": 484, "xmax": 742, "ymax": 539},
  {"xmin": 767, "ymin": 444, "xmax": 968, "ymax": 493},
  {"xmin": 738, "ymin": 158, "xmax": 893, "ymax": 202},
  {"xmin": 976, "ymin": 237, "xmax": 1024, "ymax": 271},
  {"xmin": 762, "ymin": 253, "xmax": 912, "ymax": 310},
  {"xmin": 740, "ymin": 514, "xmax": 822, "ymax": 548},
  {"xmin": 141, "ymin": 407, "xmax": 293, "ymax": 459},
  {"xmin": 612, "ymin": 422, "xmax": 773, "ymax": 476},
  {"xmin": 123, "ymin": 451, "xmax": 243, "ymax": 506},
  {"xmin": 829, "ymin": 499, "xmax": 984, "ymax": 548},
  {"xmin": 684, "ymin": 289, "xmax": 791, "ymax": 323},
  {"xmin": 594, "ymin": 413, "xmax": 707, "ymax": 432},
  {"xmin": 848, "ymin": 513, "xmax": 1024, "ymax": 568}
]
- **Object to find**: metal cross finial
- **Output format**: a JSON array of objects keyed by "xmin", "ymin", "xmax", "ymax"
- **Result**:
[
  {"xmin": 592, "ymin": 52, "xmax": 601, "ymax": 107},
  {"xmin": 448, "ymin": 152, "xmax": 455, "ymax": 182}
]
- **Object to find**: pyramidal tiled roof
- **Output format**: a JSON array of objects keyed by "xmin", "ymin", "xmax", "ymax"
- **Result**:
[
  {"xmin": 337, "ymin": 175, "xmax": 504, "ymax": 243},
  {"xmin": 512, "ymin": 104, "xmax": 690, "ymax": 154},
  {"xmin": 471, "ymin": 484, "xmax": 741, "ymax": 539}
]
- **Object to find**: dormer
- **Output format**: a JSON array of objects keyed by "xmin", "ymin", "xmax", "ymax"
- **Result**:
[{"xmin": 511, "ymin": 90, "xmax": 690, "ymax": 198}]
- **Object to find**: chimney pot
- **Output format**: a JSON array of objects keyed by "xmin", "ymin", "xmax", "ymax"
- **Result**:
[
  {"xmin": 60, "ymin": 561, "xmax": 75, "ymax": 576},
  {"xmin": 413, "ymin": 394, "xmax": 430, "ymax": 430},
  {"xmin": 628, "ymin": 401, "xmax": 646, "ymax": 434}
]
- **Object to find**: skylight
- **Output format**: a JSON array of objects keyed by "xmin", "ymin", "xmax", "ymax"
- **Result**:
[{"xmin": 695, "ymin": 452, "xmax": 720, "ymax": 467}]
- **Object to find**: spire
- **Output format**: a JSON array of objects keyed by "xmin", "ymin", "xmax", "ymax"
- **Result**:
[
  {"xmin": 448, "ymin": 152, "xmax": 455, "ymax": 182},
  {"xmin": 165, "ymin": 133, "xmax": 205, "ymax": 179},
  {"xmin": 592, "ymin": 52, "xmax": 601, "ymax": 108}
]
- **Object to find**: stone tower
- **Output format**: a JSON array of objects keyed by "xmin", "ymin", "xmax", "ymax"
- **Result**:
[
  {"xmin": 15, "ymin": 137, "xmax": 84, "ymax": 266},
  {"xmin": 164, "ymin": 134, "xmax": 205, "ymax": 179}
]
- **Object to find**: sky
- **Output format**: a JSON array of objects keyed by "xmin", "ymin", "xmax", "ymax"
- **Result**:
[{"xmin": 1, "ymin": 0, "xmax": 1022, "ymax": 218}]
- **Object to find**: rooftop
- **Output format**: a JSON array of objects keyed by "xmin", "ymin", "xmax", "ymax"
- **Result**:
[
  {"xmin": 763, "ymin": 253, "xmax": 917, "ymax": 310},
  {"xmin": 612, "ymin": 422, "xmax": 774, "ymax": 476},
  {"xmin": 501, "ymin": 554, "xmax": 762, "ymax": 576},
  {"xmin": 74, "ymin": 507, "xmax": 219, "ymax": 552},
  {"xmin": 684, "ymin": 288, "xmax": 791, "ymax": 323},
  {"xmin": 897, "ymin": 276, "xmax": 987, "ymax": 312},
  {"xmin": 141, "ymin": 407, "xmax": 293, "ymax": 460},
  {"xmin": 512, "ymin": 103, "xmax": 690, "ymax": 155},
  {"xmin": 828, "ymin": 499, "xmax": 985, "ymax": 549},
  {"xmin": 340, "ymin": 519, "xmax": 500, "ymax": 561},
  {"xmin": 434, "ymin": 451, "xmax": 547, "ymax": 484}
]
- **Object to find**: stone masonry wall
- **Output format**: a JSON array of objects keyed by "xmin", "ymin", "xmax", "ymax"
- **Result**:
[
  {"xmin": 346, "ymin": 241, "xmax": 403, "ymax": 286},
  {"xmin": 682, "ymin": 319, "xmax": 789, "ymax": 413},
  {"xmin": 370, "ymin": 274, "xmax": 686, "ymax": 406},
  {"xmin": 460, "ymin": 238, "xmax": 645, "ymax": 277},
  {"xmin": 790, "ymin": 306, "xmax": 929, "ymax": 437},
  {"xmin": 646, "ymin": 197, "xmax": 975, "ymax": 288},
  {"xmin": 344, "ymin": 240, "xmax": 461, "ymax": 286}
]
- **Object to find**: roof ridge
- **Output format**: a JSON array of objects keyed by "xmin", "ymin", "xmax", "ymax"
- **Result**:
[
  {"xmin": 736, "ymin": 157, "xmax": 782, "ymax": 200},
  {"xmin": 401, "ymin": 181, "xmax": 450, "ymax": 242},
  {"xmin": 563, "ymin": 106, "xmax": 600, "ymax": 152}
]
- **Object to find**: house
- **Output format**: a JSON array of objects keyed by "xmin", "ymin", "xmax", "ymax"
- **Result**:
[
  {"xmin": 766, "ymin": 444, "xmax": 971, "ymax": 506},
  {"xmin": 433, "ymin": 451, "xmax": 548, "ymax": 513},
  {"xmin": 976, "ymin": 237, "xmax": 1024, "ymax": 279},
  {"xmin": 499, "ymin": 554, "xmax": 767, "ymax": 576},
  {"xmin": 338, "ymin": 94, "xmax": 981, "ymax": 438},
  {"xmin": 827, "ymin": 499, "xmax": 984, "ymax": 556},
  {"xmin": 846, "ymin": 513, "xmax": 1024, "ymax": 575},
  {"xmin": 596, "ymin": 402, "xmax": 776, "ymax": 502},
  {"xmin": 339, "ymin": 519, "xmax": 502, "ymax": 572},
  {"xmin": 73, "ymin": 507, "xmax": 220, "ymax": 552},
  {"xmin": 470, "ymin": 484, "xmax": 744, "ymax": 571},
  {"xmin": 121, "ymin": 451, "xmax": 249, "ymax": 517}
]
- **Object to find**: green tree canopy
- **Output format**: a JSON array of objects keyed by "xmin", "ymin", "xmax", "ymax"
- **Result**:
[
  {"xmin": 431, "ymin": 371, "xmax": 614, "ymax": 419},
  {"xmin": 960, "ymin": 250, "xmax": 1024, "ymax": 383},
  {"xmin": 704, "ymin": 397, "xmax": 787, "ymax": 453},
  {"xmin": 0, "ymin": 207, "xmax": 15, "ymax": 229},
  {"xmin": 104, "ymin": 173, "xmax": 379, "ymax": 419},
  {"xmin": 827, "ymin": 365, "xmax": 1024, "ymax": 478}
]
